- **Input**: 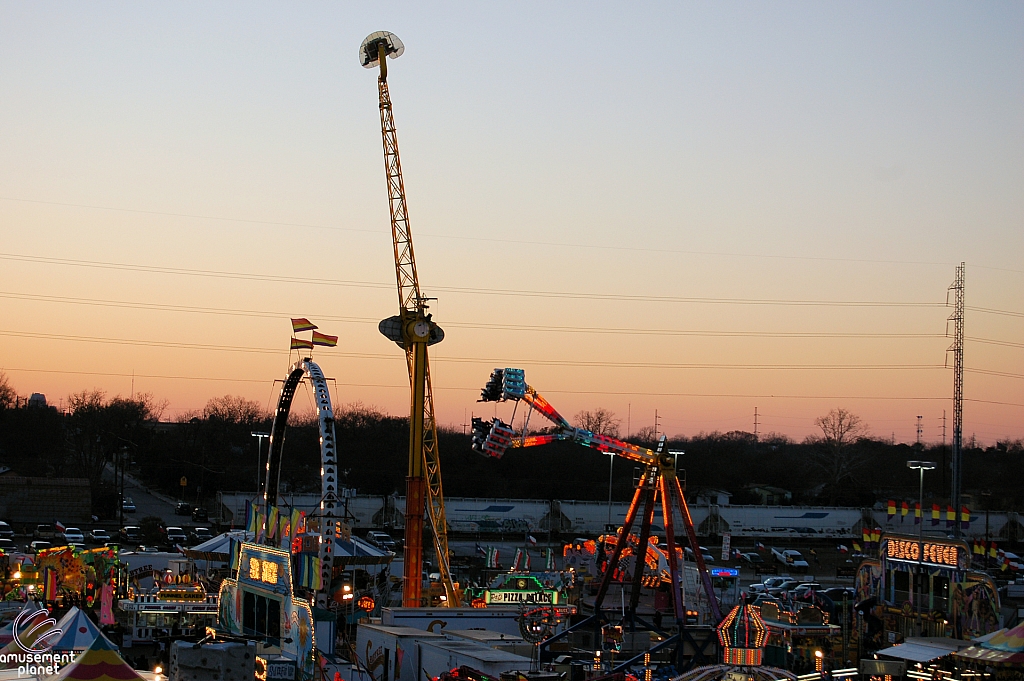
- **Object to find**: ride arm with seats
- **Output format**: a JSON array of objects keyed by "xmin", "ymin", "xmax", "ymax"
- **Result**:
[{"xmin": 471, "ymin": 368, "xmax": 658, "ymax": 466}]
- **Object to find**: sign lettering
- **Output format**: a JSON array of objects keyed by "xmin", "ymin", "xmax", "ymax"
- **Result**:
[
  {"xmin": 885, "ymin": 539, "xmax": 961, "ymax": 567},
  {"xmin": 485, "ymin": 590, "xmax": 557, "ymax": 605}
]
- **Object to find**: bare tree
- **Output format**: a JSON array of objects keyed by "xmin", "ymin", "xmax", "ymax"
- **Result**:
[
  {"xmin": 202, "ymin": 395, "xmax": 267, "ymax": 424},
  {"xmin": 811, "ymin": 408, "xmax": 869, "ymax": 503},
  {"xmin": 0, "ymin": 372, "xmax": 15, "ymax": 409},
  {"xmin": 574, "ymin": 408, "xmax": 621, "ymax": 437}
]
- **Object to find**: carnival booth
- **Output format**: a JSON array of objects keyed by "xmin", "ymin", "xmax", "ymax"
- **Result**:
[
  {"xmin": 955, "ymin": 622, "xmax": 1024, "ymax": 681},
  {"xmin": 216, "ymin": 542, "xmax": 316, "ymax": 681},
  {"xmin": 856, "ymin": 534, "xmax": 1001, "ymax": 647}
]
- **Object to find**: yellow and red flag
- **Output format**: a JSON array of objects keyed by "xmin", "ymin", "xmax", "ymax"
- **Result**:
[
  {"xmin": 291, "ymin": 338, "xmax": 314, "ymax": 350},
  {"xmin": 291, "ymin": 318, "xmax": 318, "ymax": 333},
  {"xmin": 990, "ymin": 542, "xmax": 998, "ymax": 558},
  {"xmin": 887, "ymin": 500, "xmax": 896, "ymax": 519},
  {"xmin": 312, "ymin": 331, "xmax": 338, "ymax": 347},
  {"xmin": 961, "ymin": 506, "xmax": 971, "ymax": 529},
  {"xmin": 900, "ymin": 501, "xmax": 909, "ymax": 520}
]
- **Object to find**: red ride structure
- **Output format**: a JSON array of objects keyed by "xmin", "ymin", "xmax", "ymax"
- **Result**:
[{"xmin": 472, "ymin": 368, "xmax": 723, "ymax": 669}]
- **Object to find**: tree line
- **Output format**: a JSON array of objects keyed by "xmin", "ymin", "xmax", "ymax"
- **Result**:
[{"xmin": 0, "ymin": 372, "xmax": 1021, "ymax": 518}]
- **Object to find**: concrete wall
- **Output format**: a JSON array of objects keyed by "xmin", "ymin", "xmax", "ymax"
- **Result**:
[{"xmin": 0, "ymin": 476, "xmax": 91, "ymax": 525}]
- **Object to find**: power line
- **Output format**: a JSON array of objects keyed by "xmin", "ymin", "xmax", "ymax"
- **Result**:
[
  {"xmin": 0, "ymin": 252, "xmax": 952, "ymax": 308},
  {"xmin": 0, "ymin": 290, "xmax": 951, "ymax": 340},
  {"xmin": 0, "ymin": 328, "xmax": 950, "ymax": 370},
  {"xmin": 4, "ymin": 365, "xmax": 1022, "ymax": 408}
]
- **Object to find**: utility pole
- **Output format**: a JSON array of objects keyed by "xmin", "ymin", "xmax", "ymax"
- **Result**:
[
  {"xmin": 654, "ymin": 409, "xmax": 661, "ymax": 441},
  {"xmin": 754, "ymin": 407, "xmax": 760, "ymax": 441},
  {"xmin": 916, "ymin": 416, "xmax": 923, "ymax": 447},
  {"xmin": 948, "ymin": 263, "xmax": 965, "ymax": 538}
]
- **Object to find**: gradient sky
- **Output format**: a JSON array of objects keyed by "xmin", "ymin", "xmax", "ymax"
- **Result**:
[{"xmin": 1, "ymin": 2, "xmax": 1021, "ymax": 444}]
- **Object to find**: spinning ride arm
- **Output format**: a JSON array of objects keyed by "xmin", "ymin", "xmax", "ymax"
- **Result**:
[
  {"xmin": 472, "ymin": 367, "xmax": 723, "ymax": 624},
  {"xmin": 362, "ymin": 31, "xmax": 456, "ymax": 607}
]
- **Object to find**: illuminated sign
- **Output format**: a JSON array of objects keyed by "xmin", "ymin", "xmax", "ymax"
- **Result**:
[
  {"xmin": 484, "ymin": 589, "xmax": 558, "ymax": 605},
  {"xmin": 248, "ymin": 557, "xmax": 279, "ymax": 585},
  {"xmin": 884, "ymin": 539, "xmax": 963, "ymax": 568},
  {"xmin": 237, "ymin": 544, "xmax": 290, "ymax": 591},
  {"xmin": 710, "ymin": 568, "xmax": 739, "ymax": 577}
]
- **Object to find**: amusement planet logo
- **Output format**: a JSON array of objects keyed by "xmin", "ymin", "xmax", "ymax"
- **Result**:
[{"xmin": 12, "ymin": 608, "xmax": 63, "ymax": 653}]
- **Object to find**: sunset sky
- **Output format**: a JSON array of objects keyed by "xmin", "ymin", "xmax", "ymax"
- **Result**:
[{"xmin": 1, "ymin": 3, "xmax": 1021, "ymax": 444}]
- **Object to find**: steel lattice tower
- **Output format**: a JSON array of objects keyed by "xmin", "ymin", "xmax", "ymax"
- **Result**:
[{"xmin": 947, "ymin": 262, "xmax": 965, "ymax": 537}]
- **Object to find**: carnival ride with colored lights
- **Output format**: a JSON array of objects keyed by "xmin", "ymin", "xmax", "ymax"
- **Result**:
[
  {"xmin": 360, "ymin": 30, "xmax": 457, "ymax": 609},
  {"xmin": 666, "ymin": 603, "xmax": 796, "ymax": 681},
  {"xmin": 472, "ymin": 368, "xmax": 724, "ymax": 671}
]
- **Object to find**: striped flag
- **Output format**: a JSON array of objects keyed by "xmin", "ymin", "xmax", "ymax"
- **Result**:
[
  {"xmin": 267, "ymin": 506, "xmax": 279, "ymax": 540},
  {"xmin": 291, "ymin": 338, "xmax": 314, "ymax": 351},
  {"xmin": 989, "ymin": 542, "xmax": 998, "ymax": 559},
  {"xmin": 487, "ymin": 547, "xmax": 500, "ymax": 569},
  {"xmin": 312, "ymin": 331, "xmax": 338, "ymax": 347},
  {"xmin": 523, "ymin": 551, "xmax": 531, "ymax": 572},
  {"xmin": 931, "ymin": 504, "xmax": 941, "ymax": 525},
  {"xmin": 946, "ymin": 506, "xmax": 956, "ymax": 528},
  {"xmin": 961, "ymin": 506, "xmax": 971, "ymax": 529},
  {"xmin": 279, "ymin": 514, "xmax": 291, "ymax": 550},
  {"xmin": 43, "ymin": 567, "xmax": 58, "ymax": 601},
  {"xmin": 900, "ymin": 501, "xmax": 909, "ymax": 521},
  {"xmin": 973, "ymin": 540, "xmax": 983, "ymax": 555},
  {"xmin": 291, "ymin": 508, "xmax": 302, "ymax": 542},
  {"xmin": 291, "ymin": 318, "xmax": 318, "ymax": 333},
  {"xmin": 545, "ymin": 548, "xmax": 555, "ymax": 570},
  {"xmin": 513, "ymin": 548, "xmax": 523, "ymax": 571},
  {"xmin": 245, "ymin": 502, "xmax": 254, "ymax": 532},
  {"xmin": 852, "ymin": 542, "xmax": 862, "ymax": 553},
  {"xmin": 914, "ymin": 502, "xmax": 922, "ymax": 524},
  {"xmin": 887, "ymin": 500, "xmax": 896, "ymax": 520}
]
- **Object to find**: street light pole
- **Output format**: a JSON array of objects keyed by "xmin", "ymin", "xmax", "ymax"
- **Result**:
[
  {"xmin": 251, "ymin": 432, "xmax": 270, "ymax": 498},
  {"xmin": 607, "ymin": 453, "xmax": 614, "ymax": 528},
  {"xmin": 907, "ymin": 460, "xmax": 936, "ymax": 623}
]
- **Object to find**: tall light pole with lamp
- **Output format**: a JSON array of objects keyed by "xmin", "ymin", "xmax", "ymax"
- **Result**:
[
  {"xmin": 251, "ymin": 431, "xmax": 270, "ymax": 498},
  {"xmin": 907, "ymin": 460, "xmax": 936, "ymax": 619}
]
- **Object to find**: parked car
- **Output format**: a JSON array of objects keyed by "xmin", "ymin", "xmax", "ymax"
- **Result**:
[
  {"xmin": 790, "ymin": 582, "xmax": 823, "ymax": 599},
  {"xmin": 61, "ymin": 527, "xmax": 86, "ymax": 544},
  {"xmin": 0, "ymin": 522, "xmax": 14, "ymax": 540},
  {"xmin": 753, "ymin": 577, "xmax": 790, "ymax": 593},
  {"xmin": 685, "ymin": 546, "xmax": 716, "ymax": 564},
  {"xmin": 821, "ymin": 587, "xmax": 856, "ymax": 603},
  {"xmin": 120, "ymin": 526, "xmax": 143, "ymax": 543},
  {"xmin": 366, "ymin": 531, "xmax": 398, "ymax": 552},
  {"xmin": 750, "ymin": 593, "xmax": 783, "ymax": 608},
  {"xmin": 767, "ymin": 579, "xmax": 802, "ymax": 596},
  {"xmin": 175, "ymin": 502, "xmax": 192, "ymax": 516},
  {"xmin": 89, "ymin": 529, "xmax": 111, "ymax": 543},
  {"xmin": 191, "ymin": 507, "xmax": 209, "ymax": 522},
  {"xmin": 189, "ymin": 527, "xmax": 214, "ymax": 544},
  {"xmin": 741, "ymin": 552, "xmax": 765, "ymax": 565},
  {"xmin": 33, "ymin": 524, "xmax": 56, "ymax": 540},
  {"xmin": 165, "ymin": 527, "xmax": 188, "ymax": 545},
  {"xmin": 0, "ymin": 538, "xmax": 15, "ymax": 551},
  {"xmin": 748, "ymin": 576, "xmax": 790, "ymax": 594},
  {"xmin": 122, "ymin": 497, "xmax": 137, "ymax": 513},
  {"xmin": 29, "ymin": 541, "xmax": 51, "ymax": 554}
]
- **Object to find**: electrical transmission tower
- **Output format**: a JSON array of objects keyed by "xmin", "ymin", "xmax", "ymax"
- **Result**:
[{"xmin": 947, "ymin": 262, "xmax": 965, "ymax": 537}]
